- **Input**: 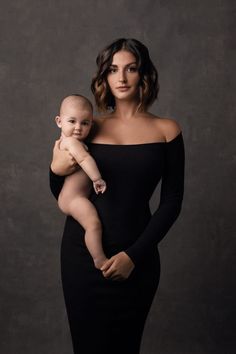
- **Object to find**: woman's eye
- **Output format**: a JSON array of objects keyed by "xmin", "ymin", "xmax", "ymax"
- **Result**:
[
  {"xmin": 127, "ymin": 67, "xmax": 137, "ymax": 73},
  {"xmin": 108, "ymin": 67, "xmax": 117, "ymax": 73}
]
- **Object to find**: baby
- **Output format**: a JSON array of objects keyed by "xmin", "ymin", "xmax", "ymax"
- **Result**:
[{"xmin": 55, "ymin": 94, "xmax": 108, "ymax": 269}]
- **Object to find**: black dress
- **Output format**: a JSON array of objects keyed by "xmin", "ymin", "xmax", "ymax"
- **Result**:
[{"xmin": 49, "ymin": 131, "xmax": 185, "ymax": 354}]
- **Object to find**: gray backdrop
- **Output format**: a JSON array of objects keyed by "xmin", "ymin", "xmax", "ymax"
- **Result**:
[{"xmin": 1, "ymin": 1, "xmax": 235, "ymax": 353}]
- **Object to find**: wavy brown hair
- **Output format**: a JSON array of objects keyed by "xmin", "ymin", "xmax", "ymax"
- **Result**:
[{"xmin": 91, "ymin": 38, "xmax": 159, "ymax": 112}]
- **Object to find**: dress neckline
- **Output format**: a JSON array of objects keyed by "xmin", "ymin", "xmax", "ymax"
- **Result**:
[{"xmin": 87, "ymin": 131, "xmax": 182, "ymax": 146}]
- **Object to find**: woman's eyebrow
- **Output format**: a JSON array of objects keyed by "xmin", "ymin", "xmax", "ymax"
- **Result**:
[{"xmin": 110, "ymin": 61, "xmax": 137, "ymax": 67}]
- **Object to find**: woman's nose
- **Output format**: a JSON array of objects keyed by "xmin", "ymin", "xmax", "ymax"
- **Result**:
[{"xmin": 118, "ymin": 70, "xmax": 127, "ymax": 83}]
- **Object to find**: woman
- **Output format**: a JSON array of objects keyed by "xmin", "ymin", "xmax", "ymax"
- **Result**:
[{"xmin": 50, "ymin": 38, "xmax": 185, "ymax": 354}]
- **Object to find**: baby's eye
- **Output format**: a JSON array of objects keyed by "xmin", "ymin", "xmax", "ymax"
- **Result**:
[
  {"xmin": 68, "ymin": 120, "xmax": 75, "ymax": 123},
  {"xmin": 82, "ymin": 121, "xmax": 90, "ymax": 126}
]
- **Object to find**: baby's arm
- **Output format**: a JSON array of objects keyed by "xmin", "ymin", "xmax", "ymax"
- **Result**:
[
  {"xmin": 61, "ymin": 137, "xmax": 106, "ymax": 193},
  {"xmin": 51, "ymin": 139, "xmax": 77, "ymax": 176}
]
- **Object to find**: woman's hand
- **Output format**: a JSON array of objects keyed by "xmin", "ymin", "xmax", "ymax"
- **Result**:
[
  {"xmin": 100, "ymin": 252, "xmax": 135, "ymax": 281},
  {"xmin": 51, "ymin": 139, "xmax": 77, "ymax": 176}
]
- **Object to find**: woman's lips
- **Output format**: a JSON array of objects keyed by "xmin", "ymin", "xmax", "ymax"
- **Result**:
[{"xmin": 116, "ymin": 86, "xmax": 130, "ymax": 91}]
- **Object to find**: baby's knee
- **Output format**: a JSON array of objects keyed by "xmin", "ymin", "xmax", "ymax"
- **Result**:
[{"xmin": 87, "ymin": 218, "xmax": 102, "ymax": 232}]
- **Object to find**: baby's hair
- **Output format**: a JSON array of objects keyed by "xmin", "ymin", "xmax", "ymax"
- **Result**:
[
  {"xmin": 70, "ymin": 94, "xmax": 93, "ymax": 112},
  {"xmin": 59, "ymin": 94, "xmax": 93, "ymax": 114}
]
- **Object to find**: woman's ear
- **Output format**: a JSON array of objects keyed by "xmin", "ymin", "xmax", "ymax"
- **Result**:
[{"xmin": 55, "ymin": 115, "xmax": 62, "ymax": 128}]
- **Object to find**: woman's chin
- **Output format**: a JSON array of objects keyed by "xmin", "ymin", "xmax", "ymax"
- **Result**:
[{"xmin": 114, "ymin": 91, "xmax": 139, "ymax": 102}]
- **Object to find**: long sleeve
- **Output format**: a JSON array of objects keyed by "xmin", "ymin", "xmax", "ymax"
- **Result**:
[
  {"xmin": 49, "ymin": 167, "xmax": 65, "ymax": 200},
  {"xmin": 125, "ymin": 132, "xmax": 185, "ymax": 265}
]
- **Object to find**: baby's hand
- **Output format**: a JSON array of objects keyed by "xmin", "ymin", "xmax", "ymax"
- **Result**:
[{"xmin": 93, "ymin": 179, "xmax": 107, "ymax": 194}]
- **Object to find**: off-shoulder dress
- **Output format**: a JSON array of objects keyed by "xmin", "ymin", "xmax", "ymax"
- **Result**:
[{"xmin": 49, "ymin": 131, "xmax": 185, "ymax": 354}]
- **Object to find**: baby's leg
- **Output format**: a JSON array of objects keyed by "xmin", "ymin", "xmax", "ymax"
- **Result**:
[
  {"xmin": 58, "ymin": 171, "xmax": 108, "ymax": 269},
  {"xmin": 63, "ymin": 196, "xmax": 108, "ymax": 269}
]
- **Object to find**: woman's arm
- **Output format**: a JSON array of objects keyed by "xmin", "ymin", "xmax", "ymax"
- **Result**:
[
  {"xmin": 49, "ymin": 168, "xmax": 65, "ymax": 200},
  {"xmin": 124, "ymin": 131, "xmax": 185, "ymax": 265},
  {"xmin": 49, "ymin": 139, "xmax": 77, "ymax": 200},
  {"xmin": 101, "ymin": 128, "xmax": 185, "ymax": 280}
]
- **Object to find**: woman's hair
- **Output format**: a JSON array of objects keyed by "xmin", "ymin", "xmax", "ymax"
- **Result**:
[{"xmin": 91, "ymin": 38, "xmax": 159, "ymax": 112}]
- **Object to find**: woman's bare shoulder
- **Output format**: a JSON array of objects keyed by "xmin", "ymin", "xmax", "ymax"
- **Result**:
[
  {"xmin": 88, "ymin": 114, "xmax": 110, "ymax": 141},
  {"xmin": 150, "ymin": 115, "xmax": 182, "ymax": 142}
]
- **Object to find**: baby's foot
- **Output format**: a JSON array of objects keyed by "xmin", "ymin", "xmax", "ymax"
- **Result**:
[{"xmin": 94, "ymin": 256, "xmax": 108, "ymax": 270}]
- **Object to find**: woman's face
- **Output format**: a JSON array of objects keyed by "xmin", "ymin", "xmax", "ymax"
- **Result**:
[{"xmin": 106, "ymin": 50, "xmax": 140, "ymax": 102}]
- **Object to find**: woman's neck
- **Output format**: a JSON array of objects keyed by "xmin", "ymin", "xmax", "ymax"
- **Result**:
[{"xmin": 112, "ymin": 99, "xmax": 141, "ymax": 121}]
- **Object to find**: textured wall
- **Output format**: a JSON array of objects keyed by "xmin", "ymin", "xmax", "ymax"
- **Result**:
[{"xmin": 0, "ymin": 1, "xmax": 235, "ymax": 353}]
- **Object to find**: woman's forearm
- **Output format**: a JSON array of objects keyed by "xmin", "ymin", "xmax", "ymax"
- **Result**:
[{"xmin": 125, "ymin": 132, "xmax": 185, "ymax": 265}]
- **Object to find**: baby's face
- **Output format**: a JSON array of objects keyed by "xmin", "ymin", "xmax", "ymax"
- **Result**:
[{"xmin": 56, "ymin": 104, "xmax": 93, "ymax": 141}]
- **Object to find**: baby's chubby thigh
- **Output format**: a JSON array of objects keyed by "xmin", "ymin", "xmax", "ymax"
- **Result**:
[{"xmin": 58, "ymin": 170, "xmax": 92, "ymax": 214}]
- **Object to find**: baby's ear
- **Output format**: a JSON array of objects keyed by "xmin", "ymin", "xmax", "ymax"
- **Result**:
[{"xmin": 55, "ymin": 115, "xmax": 62, "ymax": 128}]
